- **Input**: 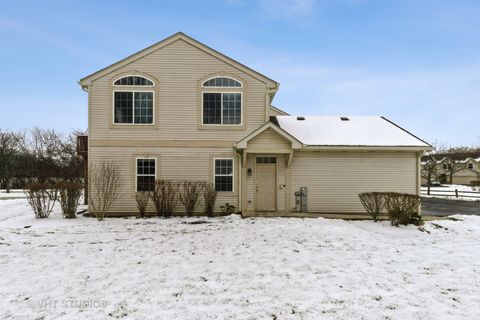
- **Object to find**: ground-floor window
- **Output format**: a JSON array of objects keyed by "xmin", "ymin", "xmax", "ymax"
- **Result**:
[
  {"xmin": 214, "ymin": 158, "xmax": 233, "ymax": 192},
  {"xmin": 136, "ymin": 158, "xmax": 156, "ymax": 192}
]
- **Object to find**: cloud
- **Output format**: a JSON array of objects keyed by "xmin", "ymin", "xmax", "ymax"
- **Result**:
[{"xmin": 260, "ymin": 0, "xmax": 317, "ymax": 20}]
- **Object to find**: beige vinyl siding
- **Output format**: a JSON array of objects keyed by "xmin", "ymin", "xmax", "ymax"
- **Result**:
[
  {"xmin": 290, "ymin": 151, "xmax": 418, "ymax": 213},
  {"xmin": 247, "ymin": 128, "xmax": 291, "ymax": 150},
  {"xmin": 89, "ymin": 39, "xmax": 268, "ymax": 141},
  {"xmin": 269, "ymin": 107, "xmax": 287, "ymax": 116},
  {"xmin": 452, "ymin": 169, "xmax": 479, "ymax": 185},
  {"xmin": 89, "ymin": 147, "xmax": 239, "ymax": 215}
]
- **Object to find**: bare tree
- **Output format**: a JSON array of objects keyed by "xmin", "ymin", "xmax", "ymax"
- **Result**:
[
  {"xmin": 179, "ymin": 181, "xmax": 204, "ymax": 216},
  {"xmin": 421, "ymin": 156, "xmax": 437, "ymax": 195},
  {"xmin": 88, "ymin": 160, "xmax": 122, "ymax": 221},
  {"xmin": 151, "ymin": 180, "xmax": 179, "ymax": 218},
  {"xmin": 25, "ymin": 182, "xmax": 58, "ymax": 219},
  {"xmin": 203, "ymin": 182, "xmax": 217, "ymax": 217},
  {"xmin": 135, "ymin": 192, "xmax": 150, "ymax": 218},
  {"xmin": 0, "ymin": 130, "xmax": 23, "ymax": 192}
]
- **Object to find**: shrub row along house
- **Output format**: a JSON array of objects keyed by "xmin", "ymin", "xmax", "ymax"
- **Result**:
[
  {"xmin": 78, "ymin": 32, "xmax": 431, "ymax": 217},
  {"xmin": 421, "ymin": 152, "xmax": 480, "ymax": 186}
]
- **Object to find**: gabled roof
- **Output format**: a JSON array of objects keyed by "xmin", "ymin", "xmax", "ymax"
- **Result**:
[
  {"xmin": 79, "ymin": 32, "xmax": 278, "ymax": 88},
  {"xmin": 275, "ymin": 116, "xmax": 432, "ymax": 149},
  {"xmin": 235, "ymin": 121, "xmax": 303, "ymax": 150}
]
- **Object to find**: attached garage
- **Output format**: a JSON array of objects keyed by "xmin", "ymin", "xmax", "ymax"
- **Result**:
[{"xmin": 235, "ymin": 115, "xmax": 431, "ymax": 215}]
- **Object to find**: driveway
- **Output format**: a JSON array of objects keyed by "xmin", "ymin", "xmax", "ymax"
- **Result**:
[{"xmin": 422, "ymin": 197, "xmax": 480, "ymax": 216}]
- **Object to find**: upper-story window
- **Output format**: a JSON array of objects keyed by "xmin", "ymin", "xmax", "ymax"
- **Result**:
[
  {"xmin": 468, "ymin": 163, "xmax": 474, "ymax": 169},
  {"xmin": 113, "ymin": 76, "xmax": 154, "ymax": 124},
  {"xmin": 202, "ymin": 77, "xmax": 242, "ymax": 125}
]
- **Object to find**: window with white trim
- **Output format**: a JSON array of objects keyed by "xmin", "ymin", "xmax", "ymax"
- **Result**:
[
  {"xmin": 114, "ymin": 91, "xmax": 153, "ymax": 124},
  {"xmin": 202, "ymin": 77, "xmax": 242, "ymax": 125},
  {"xmin": 136, "ymin": 158, "xmax": 156, "ymax": 192},
  {"xmin": 214, "ymin": 158, "xmax": 233, "ymax": 192},
  {"xmin": 468, "ymin": 163, "xmax": 474, "ymax": 169},
  {"xmin": 114, "ymin": 76, "xmax": 153, "ymax": 86},
  {"xmin": 203, "ymin": 77, "xmax": 241, "ymax": 87},
  {"xmin": 113, "ymin": 75, "xmax": 154, "ymax": 124}
]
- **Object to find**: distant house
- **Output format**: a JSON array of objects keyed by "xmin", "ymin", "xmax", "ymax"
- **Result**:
[
  {"xmin": 78, "ymin": 32, "xmax": 431, "ymax": 216},
  {"xmin": 421, "ymin": 153, "xmax": 480, "ymax": 185}
]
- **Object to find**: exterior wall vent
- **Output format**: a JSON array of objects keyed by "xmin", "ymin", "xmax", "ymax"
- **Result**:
[
  {"xmin": 296, "ymin": 116, "xmax": 305, "ymax": 121},
  {"xmin": 340, "ymin": 117, "xmax": 350, "ymax": 121}
]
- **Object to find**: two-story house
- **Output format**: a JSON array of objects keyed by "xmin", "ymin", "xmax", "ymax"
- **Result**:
[{"xmin": 79, "ymin": 32, "xmax": 431, "ymax": 216}]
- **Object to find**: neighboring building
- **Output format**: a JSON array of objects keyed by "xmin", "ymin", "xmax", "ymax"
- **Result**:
[
  {"xmin": 78, "ymin": 32, "xmax": 431, "ymax": 216},
  {"xmin": 421, "ymin": 154, "xmax": 480, "ymax": 185}
]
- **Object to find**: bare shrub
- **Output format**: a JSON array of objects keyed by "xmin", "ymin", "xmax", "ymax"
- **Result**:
[
  {"xmin": 220, "ymin": 203, "xmax": 236, "ymax": 215},
  {"xmin": 88, "ymin": 161, "xmax": 122, "ymax": 221},
  {"xmin": 135, "ymin": 192, "xmax": 150, "ymax": 218},
  {"xmin": 152, "ymin": 180, "xmax": 179, "ymax": 218},
  {"xmin": 25, "ymin": 182, "xmax": 58, "ymax": 218},
  {"xmin": 358, "ymin": 192, "xmax": 385, "ymax": 222},
  {"xmin": 383, "ymin": 192, "xmax": 421, "ymax": 227},
  {"xmin": 203, "ymin": 182, "xmax": 217, "ymax": 217},
  {"xmin": 57, "ymin": 181, "xmax": 82, "ymax": 219},
  {"xmin": 179, "ymin": 181, "xmax": 205, "ymax": 216}
]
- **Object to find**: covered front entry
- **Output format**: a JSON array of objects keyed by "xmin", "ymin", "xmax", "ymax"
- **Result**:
[
  {"xmin": 234, "ymin": 121, "xmax": 303, "ymax": 214},
  {"xmin": 255, "ymin": 156, "xmax": 277, "ymax": 211}
]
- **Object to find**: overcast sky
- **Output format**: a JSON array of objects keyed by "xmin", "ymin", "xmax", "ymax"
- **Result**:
[{"xmin": 0, "ymin": 0, "xmax": 479, "ymax": 147}]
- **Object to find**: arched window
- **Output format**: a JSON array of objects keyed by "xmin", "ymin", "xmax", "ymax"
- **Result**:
[
  {"xmin": 202, "ymin": 76, "xmax": 242, "ymax": 125},
  {"xmin": 113, "ymin": 75, "xmax": 155, "ymax": 124},
  {"xmin": 202, "ymin": 77, "xmax": 242, "ymax": 88},
  {"xmin": 114, "ymin": 76, "xmax": 154, "ymax": 86}
]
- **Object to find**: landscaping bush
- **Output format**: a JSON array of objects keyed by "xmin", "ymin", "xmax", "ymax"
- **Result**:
[
  {"xmin": 203, "ymin": 182, "xmax": 217, "ymax": 217},
  {"xmin": 358, "ymin": 192, "xmax": 385, "ymax": 222},
  {"xmin": 383, "ymin": 192, "xmax": 421, "ymax": 227},
  {"xmin": 57, "ymin": 181, "xmax": 82, "ymax": 219},
  {"xmin": 88, "ymin": 161, "xmax": 122, "ymax": 221},
  {"xmin": 135, "ymin": 192, "xmax": 150, "ymax": 218},
  {"xmin": 179, "ymin": 181, "xmax": 205, "ymax": 216},
  {"xmin": 152, "ymin": 180, "xmax": 179, "ymax": 218},
  {"xmin": 25, "ymin": 182, "xmax": 58, "ymax": 219},
  {"xmin": 220, "ymin": 203, "xmax": 236, "ymax": 215}
]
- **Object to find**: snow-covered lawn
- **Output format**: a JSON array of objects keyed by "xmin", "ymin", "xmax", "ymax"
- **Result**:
[
  {"xmin": 1, "ymin": 199, "xmax": 480, "ymax": 319},
  {"xmin": 0, "ymin": 190, "xmax": 26, "ymax": 200},
  {"xmin": 421, "ymin": 184, "xmax": 480, "ymax": 201}
]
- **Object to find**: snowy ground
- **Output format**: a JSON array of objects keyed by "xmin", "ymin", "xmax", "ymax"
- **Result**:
[
  {"xmin": 421, "ymin": 184, "xmax": 480, "ymax": 201},
  {"xmin": 0, "ymin": 190, "xmax": 27, "ymax": 200},
  {"xmin": 1, "ymin": 199, "xmax": 480, "ymax": 319}
]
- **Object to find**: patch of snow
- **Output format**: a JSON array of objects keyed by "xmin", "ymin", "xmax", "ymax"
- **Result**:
[
  {"xmin": 1, "ymin": 199, "xmax": 480, "ymax": 319},
  {"xmin": 276, "ymin": 116, "xmax": 430, "ymax": 147},
  {"xmin": 421, "ymin": 185, "xmax": 480, "ymax": 201},
  {"xmin": 0, "ymin": 190, "xmax": 26, "ymax": 199}
]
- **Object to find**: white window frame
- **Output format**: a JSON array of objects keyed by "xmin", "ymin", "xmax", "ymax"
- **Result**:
[
  {"xmin": 213, "ymin": 157, "xmax": 234, "ymax": 192},
  {"xmin": 113, "ymin": 75, "xmax": 155, "ymax": 87},
  {"xmin": 112, "ymin": 90, "xmax": 155, "ymax": 125},
  {"xmin": 201, "ymin": 91, "xmax": 243, "ymax": 126},
  {"xmin": 202, "ymin": 76, "xmax": 243, "ymax": 88},
  {"xmin": 135, "ymin": 157, "xmax": 157, "ymax": 192},
  {"xmin": 468, "ymin": 163, "xmax": 474, "ymax": 169}
]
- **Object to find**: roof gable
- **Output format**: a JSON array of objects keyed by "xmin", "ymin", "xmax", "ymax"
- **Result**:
[
  {"xmin": 235, "ymin": 122, "xmax": 302, "ymax": 150},
  {"xmin": 79, "ymin": 32, "xmax": 278, "ymax": 88}
]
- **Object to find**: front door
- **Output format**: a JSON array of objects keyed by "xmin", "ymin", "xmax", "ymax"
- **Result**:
[{"xmin": 255, "ymin": 156, "xmax": 277, "ymax": 211}]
